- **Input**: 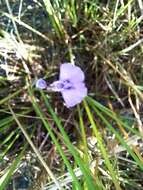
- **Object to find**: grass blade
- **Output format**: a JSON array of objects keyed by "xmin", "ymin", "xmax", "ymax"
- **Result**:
[
  {"xmin": 41, "ymin": 91, "xmax": 104, "ymax": 190},
  {"xmin": 28, "ymin": 86, "xmax": 82, "ymax": 190},
  {"xmin": 83, "ymin": 99, "xmax": 122, "ymax": 190},
  {"xmin": 87, "ymin": 97, "xmax": 143, "ymax": 170},
  {"xmin": 8, "ymin": 104, "xmax": 62, "ymax": 190}
]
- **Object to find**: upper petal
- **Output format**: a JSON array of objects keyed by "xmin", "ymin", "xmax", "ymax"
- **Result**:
[
  {"xmin": 59, "ymin": 63, "xmax": 85, "ymax": 82},
  {"xmin": 61, "ymin": 82, "xmax": 87, "ymax": 108}
]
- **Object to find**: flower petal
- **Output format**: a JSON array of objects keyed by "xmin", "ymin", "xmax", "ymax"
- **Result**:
[
  {"xmin": 60, "ymin": 63, "xmax": 85, "ymax": 82},
  {"xmin": 61, "ymin": 82, "xmax": 87, "ymax": 108},
  {"xmin": 36, "ymin": 79, "xmax": 47, "ymax": 89}
]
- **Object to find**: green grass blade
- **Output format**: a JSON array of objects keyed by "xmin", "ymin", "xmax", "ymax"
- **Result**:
[
  {"xmin": 42, "ymin": 0, "xmax": 66, "ymax": 39},
  {"xmin": 87, "ymin": 97, "xmax": 143, "ymax": 138},
  {"xmin": 28, "ymin": 87, "xmax": 82, "ymax": 190},
  {"xmin": 83, "ymin": 99, "xmax": 122, "ymax": 190},
  {"xmin": 9, "ymin": 104, "xmax": 62, "ymax": 189},
  {"xmin": 0, "ymin": 116, "xmax": 13, "ymax": 129},
  {"xmin": 77, "ymin": 105, "xmax": 89, "ymax": 163},
  {"xmin": 0, "ymin": 89, "xmax": 22, "ymax": 105},
  {"xmin": 0, "ymin": 133, "xmax": 19, "ymax": 160},
  {"xmin": 67, "ymin": 0, "xmax": 78, "ymax": 27},
  {"xmin": 87, "ymin": 97, "xmax": 143, "ymax": 170},
  {"xmin": 0, "ymin": 147, "xmax": 25, "ymax": 190},
  {"xmin": 41, "ymin": 91, "xmax": 101, "ymax": 190}
]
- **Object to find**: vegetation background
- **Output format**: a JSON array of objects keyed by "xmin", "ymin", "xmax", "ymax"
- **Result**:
[{"xmin": 0, "ymin": 0, "xmax": 143, "ymax": 189}]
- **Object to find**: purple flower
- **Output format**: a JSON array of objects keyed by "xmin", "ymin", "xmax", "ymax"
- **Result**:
[
  {"xmin": 36, "ymin": 78, "xmax": 47, "ymax": 89},
  {"xmin": 50, "ymin": 63, "xmax": 87, "ymax": 108},
  {"xmin": 36, "ymin": 63, "xmax": 87, "ymax": 108}
]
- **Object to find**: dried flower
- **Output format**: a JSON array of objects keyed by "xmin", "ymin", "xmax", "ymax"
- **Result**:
[{"xmin": 36, "ymin": 63, "xmax": 87, "ymax": 108}]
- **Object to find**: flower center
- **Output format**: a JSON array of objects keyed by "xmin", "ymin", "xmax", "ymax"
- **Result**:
[
  {"xmin": 62, "ymin": 80, "xmax": 73, "ymax": 90},
  {"xmin": 49, "ymin": 79, "xmax": 74, "ymax": 92}
]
